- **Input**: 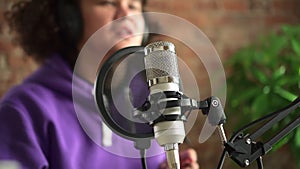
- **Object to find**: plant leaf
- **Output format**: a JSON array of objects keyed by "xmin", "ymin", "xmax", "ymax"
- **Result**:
[{"xmin": 291, "ymin": 39, "xmax": 300, "ymax": 56}]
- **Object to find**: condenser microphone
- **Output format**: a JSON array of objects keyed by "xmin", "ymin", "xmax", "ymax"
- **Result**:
[{"xmin": 144, "ymin": 41, "xmax": 185, "ymax": 169}]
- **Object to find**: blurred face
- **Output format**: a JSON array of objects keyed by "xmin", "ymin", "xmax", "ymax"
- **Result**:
[{"xmin": 79, "ymin": 0, "xmax": 145, "ymax": 53}]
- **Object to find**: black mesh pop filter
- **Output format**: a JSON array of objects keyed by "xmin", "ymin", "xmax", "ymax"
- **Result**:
[{"xmin": 94, "ymin": 46, "xmax": 155, "ymax": 142}]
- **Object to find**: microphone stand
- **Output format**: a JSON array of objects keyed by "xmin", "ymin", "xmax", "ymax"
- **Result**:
[
  {"xmin": 217, "ymin": 96, "xmax": 300, "ymax": 169},
  {"xmin": 135, "ymin": 89, "xmax": 300, "ymax": 169}
]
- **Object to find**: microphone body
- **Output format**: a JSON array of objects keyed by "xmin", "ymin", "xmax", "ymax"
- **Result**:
[{"xmin": 144, "ymin": 41, "xmax": 185, "ymax": 169}]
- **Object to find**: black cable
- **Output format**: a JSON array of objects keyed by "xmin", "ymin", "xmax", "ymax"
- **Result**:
[
  {"xmin": 140, "ymin": 149, "xmax": 148, "ymax": 169},
  {"xmin": 216, "ymin": 149, "xmax": 227, "ymax": 169},
  {"xmin": 134, "ymin": 139, "xmax": 150, "ymax": 169},
  {"xmin": 257, "ymin": 156, "xmax": 264, "ymax": 169}
]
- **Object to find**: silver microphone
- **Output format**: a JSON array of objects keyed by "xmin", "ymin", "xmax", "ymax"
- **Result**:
[{"xmin": 144, "ymin": 41, "xmax": 185, "ymax": 169}]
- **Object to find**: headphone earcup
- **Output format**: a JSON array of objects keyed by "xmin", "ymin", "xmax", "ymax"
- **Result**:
[{"xmin": 57, "ymin": 0, "xmax": 83, "ymax": 45}]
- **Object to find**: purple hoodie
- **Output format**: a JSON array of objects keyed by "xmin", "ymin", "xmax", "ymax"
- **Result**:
[{"xmin": 0, "ymin": 54, "xmax": 165, "ymax": 169}]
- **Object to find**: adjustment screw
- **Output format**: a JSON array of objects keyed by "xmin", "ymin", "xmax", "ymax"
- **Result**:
[
  {"xmin": 212, "ymin": 99, "xmax": 219, "ymax": 107},
  {"xmin": 244, "ymin": 159, "xmax": 250, "ymax": 166},
  {"xmin": 246, "ymin": 138, "xmax": 251, "ymax": 144}
]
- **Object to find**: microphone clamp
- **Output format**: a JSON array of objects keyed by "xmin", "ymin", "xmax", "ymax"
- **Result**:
[{"xmin": 133, "ymin": 93, "xmax": 227, "ymax": 127}]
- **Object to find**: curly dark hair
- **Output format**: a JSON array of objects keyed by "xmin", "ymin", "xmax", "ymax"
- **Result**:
[
  {"xmin": 5, "ymin": 0, "xmax": 147, "ymax": 65},
  {"xmin": 5, "ymin": 0, "xmax": 67, "ymax": 63}
]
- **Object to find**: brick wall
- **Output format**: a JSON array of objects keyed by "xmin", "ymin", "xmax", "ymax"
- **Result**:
[
  {"xmin": 147, "ymin": 0, "xmax": 300, "ymax": 59},
  {"xmin": 0, "ymin": 0, "xmax": 299, "ymax": 169},
  {"xmin": 0, "ymin": 0, "xmax": 38, "ymax": 97}
]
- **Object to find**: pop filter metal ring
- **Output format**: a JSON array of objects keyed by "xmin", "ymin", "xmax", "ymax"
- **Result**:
[{"xmin": 94, "ymin": 46, "xmax": 154, "ymax": 141}]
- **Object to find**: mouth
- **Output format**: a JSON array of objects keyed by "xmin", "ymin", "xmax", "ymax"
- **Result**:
[
  {"xmin": 115, "ymin": 26, "xmax": 134, "ymax": 39},
  {"xmin": 111, "ymin": 17, "xmax": 141, "ymax": 40}
]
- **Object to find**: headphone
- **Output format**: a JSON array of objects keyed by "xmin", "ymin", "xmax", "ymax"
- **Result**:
[
  {"xmin": 57, "ymin": 0, "xmax": 149, "ymax": 47},
  {"xmin": 57, "ymin": 0, "xmax": 83, "ymax": 47}
]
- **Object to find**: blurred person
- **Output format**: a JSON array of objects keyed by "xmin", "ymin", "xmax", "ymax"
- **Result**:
[{"xmin": 0, "ymin": 0, "xmax": 199, "ymax": 169}]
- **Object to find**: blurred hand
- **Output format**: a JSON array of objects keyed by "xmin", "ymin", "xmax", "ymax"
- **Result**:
[{"xmin": 159, "ymin": 148, "xmax": 199, "ymax": 169}]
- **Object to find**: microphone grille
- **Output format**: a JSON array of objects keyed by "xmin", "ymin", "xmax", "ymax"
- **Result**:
[{"xmin": 144, "ymin": 41, "xmax": 180, "ymax": 82}]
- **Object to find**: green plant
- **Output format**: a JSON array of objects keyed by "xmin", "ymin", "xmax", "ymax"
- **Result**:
[{"xmin": 225, "ymin": 25, "xmax": 300, "ymax": 167}]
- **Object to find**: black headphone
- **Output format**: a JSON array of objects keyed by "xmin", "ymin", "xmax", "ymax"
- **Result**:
[
  {"xmin": 57, "ymin": 0, "xmax": 149, "ymax": 47},
  {"xmin": 57, "ymin": 0, "xmax": 83, "ymax": 47}
]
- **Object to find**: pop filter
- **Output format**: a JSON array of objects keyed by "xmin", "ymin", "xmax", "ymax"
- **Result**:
[{"xmin": 94, "ymin": 46, "xmax": 154, "ymax": 143}]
